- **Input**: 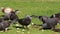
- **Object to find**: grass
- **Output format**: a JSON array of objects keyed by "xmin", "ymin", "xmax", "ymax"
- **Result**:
[{"xmin": 0, "ymin": 0, "xmax": 60, "ymax": 34}]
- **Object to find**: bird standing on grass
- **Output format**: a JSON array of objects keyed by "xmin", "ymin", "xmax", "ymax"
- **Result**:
[
  {"xmin": 0, "ymin": 20, "xmax": 12, "ymax": 31},
  {"xmin": 18, "ymin": 15, "xmax": 32, "ymax": 28}
]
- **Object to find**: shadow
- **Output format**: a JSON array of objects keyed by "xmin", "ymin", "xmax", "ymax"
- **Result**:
[
  {"xmin": 13, "ymin": 26, "xmax": 30, "ymax": 31},
  {"xmin": 39, "ymin": 28, "xmax": 51, "ymax": 30},
  {"xmin": 53, "ymin": 29, "xmax": 60, "ymax": 32},
  {"xmin": 13, "ymin": 26, "xmax": 25, "ymax": 29},
  {"xmin": 0, "ymin": 28, "xmax": 12, "ymax": 32},
  {"xmin": 39, "ymin": 28, "xmax": 60, "ymax": 32}
]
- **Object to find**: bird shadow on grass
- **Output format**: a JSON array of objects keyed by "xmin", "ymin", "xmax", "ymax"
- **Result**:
[
  {"xmin": 39, "ymin": 28, "xmax": 60, "ymax": 32},
  {"xmin": 13, "ymin": 26, "xmax": 25, "ymax": 29},
  {"xmin": 0, "ymin": 28, "xmax": 12, "ymax": 32},
  {"xmin": 39, "ymin": 28, "xmax": 51, "ymax": 31},
  {"xmin": 53, "ymin": 29, "xmax": 60, "ymax": 32},
  {"xmin": 13, "ymin": 26, "xmax": 30, "ymax": 31}
]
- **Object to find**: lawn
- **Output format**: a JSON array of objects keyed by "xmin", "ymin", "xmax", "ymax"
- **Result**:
[{"xmin": 0, "ymin": 0, "xmax": 60, "ymax": 34}]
